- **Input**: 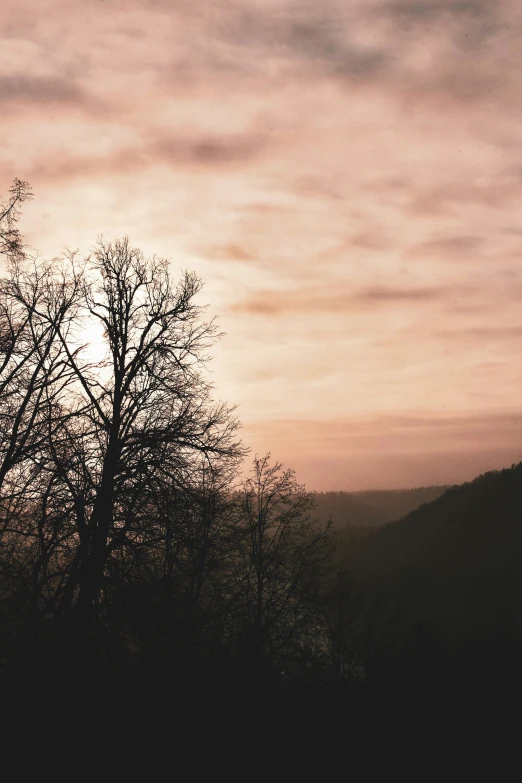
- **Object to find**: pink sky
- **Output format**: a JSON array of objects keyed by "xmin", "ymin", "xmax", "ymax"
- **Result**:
[{"xmin": 2, "ymin": 0, "xmax": 521, "ymax": 489}]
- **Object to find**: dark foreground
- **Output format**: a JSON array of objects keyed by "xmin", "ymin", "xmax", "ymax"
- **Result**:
[{"xmin": 2, "ymin": 637, "xmax": 521, "ymax": 776}]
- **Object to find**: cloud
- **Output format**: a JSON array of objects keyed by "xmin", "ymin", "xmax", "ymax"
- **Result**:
[
  {"xmin": 0, "ymin": 33, "xmax": 104, "ymax": 116},
  {"xmin": 405, "ymin": 179, "xmax": 522, "ymax": 216},
  {"xmin": 202, "ymin": 243, "xmax": 258, "ymax": 262},
  {"xmin": 246, "ymin": 410, "xmax": 522, "ymax": 455},
  {"xmin": 382, "ymin": 0, "xmax": 496, "ymax": 28},
  {"xmin": 153, "ymin": 134, "xmax": 267, "ymax": 165},
  {"xmin": 359, "ymin": 286, "xmax": 445, "ymax": 303},
  {"xmin": 379, "ymin": 0, "xmax": 503, "ymax": 55},
  {"xmin": 3, "ymin": 0, "xmax": 521, "ymax": 490},
  {"xmin": 407, "ymin": 235, "xmax": 483, "ymax": 259},
  {"xmin": 244, "ymin": 409, "xmax": 522, "ymax": 488},
  {"xmin": 23, "ymin": 130, "xmax": 269, "ymax": 183},
  {"xmin": 0, "ymin": 74, "xmax": 105, "ymax": 117},
  {"xmin": 436, "ymin": 326, "xmax": 522, "ymax": 343},
  {"xmin": 214, "ymin": 2, "xmax": 391, "ymax": 82},
  {"xmin": 292, "ymin": 176, "xmax": 345, "ymax": 201},
  {"xmin": 0, "ymin": 74, "xmax": 80, "ymax": 104},
  {"xmin": 282, "ymin": 16, "xmax": 389, "ymax": 79},
  {"xmin": 232, "ymin": 284, "xmax": 448, "ymax": 315},
  {"xmin": 239, "ymin": 203, "xmax": 294, "ymax": 216},
  {"xmin": 252, "ymin": 409, "xmax": 521, "ymax": 438},
  {"xmin": 206, "ymin": 0, "xmax": 512, "ymax": 108}
]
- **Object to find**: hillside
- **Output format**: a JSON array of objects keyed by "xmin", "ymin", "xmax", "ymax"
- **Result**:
[
  {"xmin": 343, "ymin": 462, "xmax": 522, "ymax": 638},
  {"xmin": 313, "ymin": 486, "xmax": 448, "ymax": 530}
]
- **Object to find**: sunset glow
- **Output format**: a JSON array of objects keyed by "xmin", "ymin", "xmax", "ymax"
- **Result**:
[{"xmin": 2, "ymin": 0, "xmax": 521, "ymax": 488}]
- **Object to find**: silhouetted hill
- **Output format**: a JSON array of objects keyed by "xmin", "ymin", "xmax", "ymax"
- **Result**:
[
  {"xmin": 343, "ymin": 463, "xmax": 522, "ymax": 639},
  {"xmin": 314, "ymin": 485, "xmax": 448, "ymax": 530}
]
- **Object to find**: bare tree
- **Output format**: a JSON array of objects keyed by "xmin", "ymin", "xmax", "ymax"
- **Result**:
[
  {"xmin": 0, "ymin": 182, "xmax": 85, "ymax": 649},
  {"xmin": 0, "ymin": 258, "xmax": 81, "ymax": 495},
  {"xmin": 46, "ymin": 238, "xmax": 244, "ymax": 628},
  {"xmin": 0, "ymin": 257, "xmax": 87, "ymax": 658},
  {"xmin": 106, "ymin": 456, "xmax": 242, "ymax": 665},
  {"xmin": 0, "ymin": 180, "xmax": 32, "ymax": 261},
  {"xmin": 232, "ymin": 454, "xmax": 335, "ymax": 671},
  {"xmin": 0, "ymin": 181, "xmax": 77, "ymax": 498}
]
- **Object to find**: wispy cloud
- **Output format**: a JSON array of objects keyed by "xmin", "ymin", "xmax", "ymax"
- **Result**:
[
  {"xmin": 3, "ymin": 0, "xmax": 521, "ymax": 488},
  {"xmin": 245, "ymin": 410, "xmax": 522, "ymax": 489},
  {"xmin": 233, "ymin": 285, "xmax": 452, "ymax": 315},
  {"xmin": 407, "ymin": 235, "xmax": 483, "ymax": 259},
  {"xmin": 0, "ymin": 74, "xmax": 82, "ymax": 105}
]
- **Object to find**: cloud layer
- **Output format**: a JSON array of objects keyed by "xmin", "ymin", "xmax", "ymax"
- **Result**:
[{"xmin": 2, "ymin": 0, "xmax": 521, "ymax": 488}]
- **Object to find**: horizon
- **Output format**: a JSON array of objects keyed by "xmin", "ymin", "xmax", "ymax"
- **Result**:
[{"xmin": 2, "ymin": 0, "xmax": 522, "ymax": 489}]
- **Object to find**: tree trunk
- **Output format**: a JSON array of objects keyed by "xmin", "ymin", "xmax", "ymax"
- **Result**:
[{"xmin": 75, "ymin": 431, "xmax": 120, "ymax": 628}]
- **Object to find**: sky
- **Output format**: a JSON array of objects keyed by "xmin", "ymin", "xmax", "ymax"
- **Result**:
[{"xmin": 1, "ymin": 0, "xmax": 521, "ymax": 489}]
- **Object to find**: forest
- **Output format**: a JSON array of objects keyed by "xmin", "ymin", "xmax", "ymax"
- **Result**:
[{"xmin": 1, "ymin": 181, "xmax": 521, "ymax": 772}]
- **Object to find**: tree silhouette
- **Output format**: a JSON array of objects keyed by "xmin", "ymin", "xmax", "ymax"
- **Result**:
[
  {"xmin": 0, "ymin": 229, "xmax": 245, "ymax": 654},
  {"xmin": 231, "ymin": 454, "xmax": 335, "ymax": 673},
  {"xmin": 0, "ymin": 180, "xmax": 32, "ymax": 261},
  {"xmin": 51, "ymin": 239, "xmax": 244, "ymax": 627}
]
